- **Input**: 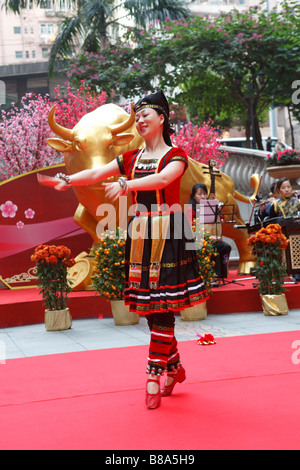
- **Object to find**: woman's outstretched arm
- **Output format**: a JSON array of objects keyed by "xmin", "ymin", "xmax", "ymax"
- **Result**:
[
  {"xmin": 103, "ymin": 161, "xmax": 185, "ymax": 202},
  {"xmin": 51, "ymin": 159, "xmax": 120, "ymax": 191}
]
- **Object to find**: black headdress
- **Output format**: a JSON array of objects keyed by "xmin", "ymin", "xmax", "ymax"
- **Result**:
[{"xmin": 133, "ymin": 90, "xmax": 174, "ymax": 146}]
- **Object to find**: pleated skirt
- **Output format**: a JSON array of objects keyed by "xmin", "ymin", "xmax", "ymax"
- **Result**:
[{"xmin": 124, "ymin": 212, "xmax": 208, "ymax": 315}]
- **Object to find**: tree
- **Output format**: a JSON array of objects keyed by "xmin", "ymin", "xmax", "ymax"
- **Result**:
[
  {"xmin": 63, "ymin": 1, "xmax": 300, "ymax": 148},
  {"xmin": 178, "ymin": 72, "xmax": 245, "ymax": 129},
  {"xmin": 0, "ymin": 93, "xmax": 60, "ymax": 180},
  {"xmin": 171, "ymin": 120, "xmax": 229, "ymax": 168},
  {"xmin": 0, "ymin": 85, "xmax": 107, "ymax": 180},
  {"xmin": 125, "ymin": 1, "xmax": 300, "ymax": 149},
  {"xmin": 4, "ymin": 0, "xmax": 192, "ymax": 75}
]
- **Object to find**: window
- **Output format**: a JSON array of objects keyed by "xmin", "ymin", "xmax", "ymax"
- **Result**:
[
  {"xmin": 14, "ymin": 27, "xmax": 21, "ymax": 34},
  {"xmin": 40, "ymin": 0, "xmax": 53, "ymax": 8},
  {"xmin": 15, "ymin": 51, "xmax": 23, "ymax": 58},
  {"xmin": 59, "ymin": 0, "xmax": 72, "ymax": 10},
  {"xmin": 25, "ymin": 51, "xmax": 30, "ymax": 58},
  {"xmin": 42, "ymin": 48, "xmax": 48, "ymax": 58},
  {"xmin": 32, "ymin": 51, "xmax": 36, "ymax": 58},
  {"xmin": 40, "ymin": 23, "xmax": 54, "ymax": 35}
]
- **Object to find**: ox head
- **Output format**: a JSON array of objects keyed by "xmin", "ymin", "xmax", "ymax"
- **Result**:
[
  {"xmin": 46, "ymin": 103, "xmax": 144, "ymax": 240},
  {"xmin": 47, "ymin": 103, "xmax": 140, "ymax": 170}
]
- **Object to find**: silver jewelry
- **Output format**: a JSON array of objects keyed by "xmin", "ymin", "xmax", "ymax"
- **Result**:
[
  {"xmin": 55, "ymin": 172, "xmax": 71, "ymax": 185},
  {"xmin": 118, "ymin": 177, "xmax": 128, "ymax": 196}
]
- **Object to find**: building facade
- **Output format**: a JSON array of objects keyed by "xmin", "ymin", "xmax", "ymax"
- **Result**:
[
  {"xmin": 189, "ymin": 0, "xmax": 284, "ymax": 16},
  {"xmin": 0, "ymin": 0, "xmax": 74, "ymax": 105},
  {"xmin": 0, "ymin": 0, "xmax": 74, "ymax": 67}
]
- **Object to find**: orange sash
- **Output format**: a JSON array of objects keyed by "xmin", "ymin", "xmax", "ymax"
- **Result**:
[{"xmin": 129, "ymin": 214, "xmax": 170, "ymax": 289}]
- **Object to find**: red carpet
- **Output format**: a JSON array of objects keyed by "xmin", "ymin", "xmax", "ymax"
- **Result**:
[
  {"xmin": 1, "ymin": 270, "xmax": 300, "ymax": 327},
  {"xmin": 1, "ymin": 331, "xmax": 300, "ymax": 450}
]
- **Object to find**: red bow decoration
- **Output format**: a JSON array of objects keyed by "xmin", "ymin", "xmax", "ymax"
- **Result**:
[{"xmin": 197, "ymin": 333, "xmax": 216, "ymax": 345}]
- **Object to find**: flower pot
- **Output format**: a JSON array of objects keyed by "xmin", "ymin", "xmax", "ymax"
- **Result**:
[
  {"xmin": 110, "ymin": 300, "xmax": 140, "ymax": 326},
  {"xmin": 260, "ymin": 294, "xmax": 288, "ymax": 316},
  {"xmin": 45, "ymin": 307, "xmax": 72, "ymax": 331},
  {"xmin": 180, "ymin": 301, "xmax": 207, "ymax": 321},
  {"xmin": 266, "ymin": 165, "xmax": 300, "ymax": 181}
]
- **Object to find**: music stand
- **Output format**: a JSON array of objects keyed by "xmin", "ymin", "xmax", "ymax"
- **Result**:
[{"xmin": 198, "ymin": 200, "xmax": 245, "ymax": 287}]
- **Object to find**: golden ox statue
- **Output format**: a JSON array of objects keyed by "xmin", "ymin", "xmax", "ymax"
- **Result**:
[{"xmin": 47, "ymin": 103, "xmax": 258, "ymax": 288}]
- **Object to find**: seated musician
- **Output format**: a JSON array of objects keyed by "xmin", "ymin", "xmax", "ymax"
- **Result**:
[
  {"xmin": 269, "ymin": 177, "xmax": 300, "ymax": 219},
  {"xmin": 259, "ymin": 182, "xmax": 279, "ymax": 221},
  {"xmin": 188, "ymin": 183, "xmax": 231, "ymax": 279}
]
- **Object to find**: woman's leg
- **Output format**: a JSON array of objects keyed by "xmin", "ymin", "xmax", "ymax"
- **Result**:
[
  {"xmin": 146, "ymin": 311, "xmax": 179, "ymax": 376},
  {"xmin": 146, "ymin": 312, "xmax": 181, "ymax": 393},
  {"xmin": 146, "ymin": 313, "xmax": 186, "ymax": 396}
]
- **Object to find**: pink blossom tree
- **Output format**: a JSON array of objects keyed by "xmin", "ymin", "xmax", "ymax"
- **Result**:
[
  {"xmin": 0, "ymin": 93, "xmax": 58, "ymax": 180},
  {"xmin": 172, "ymin": 120, "xmax": 229, "ymax": 168},
  {"xmin": 53, "ymin": 82, "xmax": 107, "ymax": 128},
  {"xmin": 0, "ymin": 84, "xmax": 107, "ymax": 180}
]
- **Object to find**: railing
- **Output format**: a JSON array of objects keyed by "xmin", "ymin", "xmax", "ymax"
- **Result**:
[
  {"xmin": 219, "ymin": 147, "xmax": 273, "ymax": 260},
  {"xmin": 220, "ymin": 146, "xmax": 273, "ymax": 198}
]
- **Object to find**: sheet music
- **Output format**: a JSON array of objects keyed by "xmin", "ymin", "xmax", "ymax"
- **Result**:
[{"xmin": 199, "ymin": 199, "xmax": 219, "ymax": 223}]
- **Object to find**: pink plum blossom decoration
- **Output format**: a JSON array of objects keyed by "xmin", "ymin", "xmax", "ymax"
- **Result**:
[
  {"xmin": 25, "ymin": 208, "xmax": 35, "ymax": 219},
  {"xmin": 0, "ymin": 200, "xmax": 18, "ymax": 218}
]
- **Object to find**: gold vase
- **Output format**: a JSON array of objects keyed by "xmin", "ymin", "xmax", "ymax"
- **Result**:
[
  {"xmin": 180, "ymin": 301, "xmax": 207, "ymax": 321},
  {"xmin": 260, "ymin": 294, "xmax": 288, "ymax": 316},
  {"xmin": 110, "ymin": 300, "xmax": 140, "ymax": 326},
  {"xmin": 45, "ymin": 307, "xmax": 72, "ymax": 331}
]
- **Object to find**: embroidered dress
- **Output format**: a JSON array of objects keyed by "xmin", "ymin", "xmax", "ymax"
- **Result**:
[
  {"xmin": 270, "ymin": 196, "xmax": 300, "ymax": 218},
  {"xmin": 116, "ymin": 147, "xmax": 208, "ymax": 316}
]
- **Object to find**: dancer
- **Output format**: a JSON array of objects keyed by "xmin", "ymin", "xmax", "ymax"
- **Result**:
[
  {"xmin": 42, "ymin": 91, "xmax": 208, "ymax": 409},
  {"xmin": 188, "ymin": 183, "xmax": 231, "ymax": 280},
  {"xmin": 269, "ymin": 177, "xmax": 300, "ymax": 219}
]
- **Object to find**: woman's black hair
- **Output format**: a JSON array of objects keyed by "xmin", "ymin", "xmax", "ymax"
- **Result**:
[
  {"xmin": 188, "ymin": 183, "xmax": 208, "ymax": 214},
  {"xmin": 133, "ymin": 90, "xmax": 174, "ymax": 146},
  {"xmin": 153, "ymin": 108, "xmax": 173, "ymax": 146},
  {"xmin": 276, "ymin": 177, "xmax": 290, "ymax": 191}
]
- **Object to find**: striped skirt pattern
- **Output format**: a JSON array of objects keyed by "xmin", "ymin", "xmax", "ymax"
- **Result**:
[{"xmin": 124, "ymin": 213, "xmax": 208, "ymax": 315}]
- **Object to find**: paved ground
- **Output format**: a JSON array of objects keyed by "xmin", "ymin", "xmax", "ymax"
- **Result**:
[{"xmin": 1, "ymin": 309, "xmax": 300, "ymax": 360}]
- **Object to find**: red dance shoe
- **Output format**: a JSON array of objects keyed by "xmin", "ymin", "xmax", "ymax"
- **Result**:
[
  {"xmin": 161, "ymin": 366, "xmax": 186, "ymax": 397},
  {"xmin": 146, "ymin": 378, "xmax": 161, "ymax": 409},
  {"xmin": 197, "ymin": 333, "xmax": 216, "ymax": 345}
]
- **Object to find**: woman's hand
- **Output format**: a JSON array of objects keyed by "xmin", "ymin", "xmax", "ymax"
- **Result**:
[
  {"xmin": 103, "ymin": 182, "xmax": 123, "ymax": 202},
  {"xmin": 54, "ymin": 179, "xmax": 70, "ymax": 191},
  {"xmin": 37, "ymin": 173, "xmax": 71, "ymax": 191}
]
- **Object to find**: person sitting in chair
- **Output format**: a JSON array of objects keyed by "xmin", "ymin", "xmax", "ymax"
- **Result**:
[
  {"xmin": 269, "ymin": 177, "xmax": 300, "ymax": 219},
  {"xmin": 188, "ymin": 183, "xmax": 232, "ymax": 279}
]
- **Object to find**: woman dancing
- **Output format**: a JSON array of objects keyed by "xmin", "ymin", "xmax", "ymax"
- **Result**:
[{"xmin": 47, "ymin": 91, "xmax": 208, "ymax": 409}]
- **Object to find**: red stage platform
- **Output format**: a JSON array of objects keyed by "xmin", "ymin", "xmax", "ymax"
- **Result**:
[{"xmin": 1, "ymin": 270, "xmax": 300, "ymax": 328}]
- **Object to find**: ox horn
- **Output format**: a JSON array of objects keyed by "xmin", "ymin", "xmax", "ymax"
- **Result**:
[
  {"xmin": 48, "ymin": 105, "xmax": 73, "ymax": 142},
  {"xmin": 111, "ymin": 103, "xmax": 135, "ymax": 135}
]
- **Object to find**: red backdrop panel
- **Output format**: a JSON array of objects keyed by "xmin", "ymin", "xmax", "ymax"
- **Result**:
[{"xmin": 0, "ymin": 165, "xmax": 92, "ymax": 288}]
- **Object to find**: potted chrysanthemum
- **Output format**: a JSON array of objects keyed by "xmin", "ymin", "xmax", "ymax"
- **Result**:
[
  {"xmin": 31, "ymin": 244, "xmax": 75, "ymax": 330},
  {"xmin": 247, "ymin": 224, "xmax": 289, "ymax": 315},
  {"xmin": 92, "ymin": 228, "xmax": 139, "ymax": 325}
]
